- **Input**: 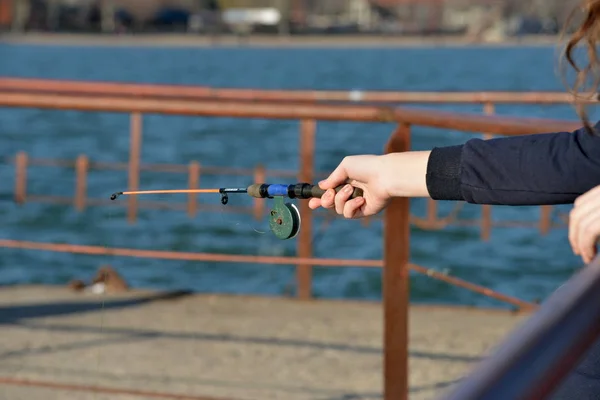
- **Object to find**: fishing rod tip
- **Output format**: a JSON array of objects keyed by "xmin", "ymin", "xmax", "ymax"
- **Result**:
[{"xmin": 110, "ymin": 192, "xmax": 123, "ymax": 201}]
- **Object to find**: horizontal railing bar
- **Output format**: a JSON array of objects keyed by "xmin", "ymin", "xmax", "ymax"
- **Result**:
[
  {"xmin": 0, "ymin": 239, "xmax": 537, "ymax": 310},
  {"xmin": 0, "ymin": 238, "xmax": 384, "ymax": 267},
  {"xmin": 0, "ymin": 376, "xmax": 232, "ymax": 400},
  {"xmin": 0, "ymin": 77, "xmax": 597, "ymax": 104},
  {"xmin": 439, "ymin": 256, "xmax": 600, "ymax": 400},
  {"xmin": 0, "ymin": 92, "xmax": 581, "ymax": 135},
  {"xmin": 2, "ymin": 157, "xmax": 318, "ymax": 178},
  {"xmin": 408, "ymin": 263, "xmax": 537, "ymax": 311}
]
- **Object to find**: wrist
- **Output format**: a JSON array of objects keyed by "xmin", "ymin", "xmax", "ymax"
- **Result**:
[{"xmin": 381, "ymin": 151, "xmax": 431, "ymax": 198}]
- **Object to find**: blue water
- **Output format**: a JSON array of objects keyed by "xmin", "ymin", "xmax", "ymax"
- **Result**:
[{"xmin": 0, "ymin": 43, "xmax": 592, "ymax": 308}]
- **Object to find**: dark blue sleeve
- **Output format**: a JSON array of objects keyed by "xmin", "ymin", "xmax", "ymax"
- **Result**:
[{"xmin": 425, "ymin": 122, "xmax": 600, "ymax": 205}]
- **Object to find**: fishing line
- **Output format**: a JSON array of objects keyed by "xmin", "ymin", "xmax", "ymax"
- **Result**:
[
  {"xmin": 95, "ymin": 282, "xmax": 105, "ymax": 400},
  {"xmin": 112, "ymin": 188, "xmax": 269, "ymax": 235},
  {"xmin": 109, "ymin": 183, "xmax": 363, "ymax": 300},
  {"xmin": 217, "ymin": 204, "xmax": 268, "ymax": 236},
  {"xmin": 93, "ymin": 206, "xmax": 113, "ymax": 400}
]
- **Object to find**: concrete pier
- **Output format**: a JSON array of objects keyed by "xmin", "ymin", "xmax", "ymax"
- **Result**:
[{"xmin": 0, "ymin": 286, "xmax": 529, "ymax": 400}]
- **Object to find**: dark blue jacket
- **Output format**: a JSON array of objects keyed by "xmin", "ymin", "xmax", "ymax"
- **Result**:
[
  {"xmin": 425, "ymin": 122, "xmax": 600, "ymax": 399},
  {"xmin": 426, "ymin": 122, "xmax": 600, "ymax": 205}
]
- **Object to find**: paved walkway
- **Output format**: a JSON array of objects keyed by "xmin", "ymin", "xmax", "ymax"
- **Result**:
[{"xmin": 0, "ymin": 286, "xmax": 529, "ymax": 400}]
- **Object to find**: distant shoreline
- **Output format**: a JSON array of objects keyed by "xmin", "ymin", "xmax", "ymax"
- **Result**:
[{"xmin": 0, "ymin": 32, "xmax": 564, "ymax": 48}]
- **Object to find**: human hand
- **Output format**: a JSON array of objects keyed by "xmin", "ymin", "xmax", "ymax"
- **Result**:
[
  {"xmin": 308, "ymin": 155, "xmax": 392, "ymax": 219},
  {"xmin": 569, "ymin": 185, "xmax": 600, "ymax": 264}
]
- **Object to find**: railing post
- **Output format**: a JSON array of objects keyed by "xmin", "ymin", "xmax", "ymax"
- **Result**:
[
  {"xmin": 253, "ymin": 164, "xmax": 266, "ymax": 220},
  {"xmin": 188, "ymin": 161, "xmax": 201, "ymax": 218},
  {"xmin": 383, "ymin": 123, "xmax": 411, "ymax": 400},
  {"xmin": 14, "ymin": 151, "xmax": 27, "ymax": 205},
  {"xmin": 426, "ymin": 198, "xmax": 438, "ymax": 227},
  {"xmin": 481, "ymin": 102, "xmax": 495, "ymax": 241},
  {"xmin": 540, "ymin": 205, "xmax": 552, "ymax": 235},
  {"xmin": 74, "ymin": 154, "xmax": 88, "ymax": 211},
  {"xmin": 297, "ymin": 119, "xmax": 316, "ymax": 300},
  {"xmin": 128, "ymin": 113, "xmax": 142, "ymax": 223}
]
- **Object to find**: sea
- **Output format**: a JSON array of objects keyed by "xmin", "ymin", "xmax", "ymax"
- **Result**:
[{"xmin": 0, "ymin": 41, "xmax": 595, "ymax": 308}]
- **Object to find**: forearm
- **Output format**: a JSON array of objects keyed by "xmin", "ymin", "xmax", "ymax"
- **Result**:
[{"xmin": 382, "ymin": 151, "xmax": 431, "ymax": 198}]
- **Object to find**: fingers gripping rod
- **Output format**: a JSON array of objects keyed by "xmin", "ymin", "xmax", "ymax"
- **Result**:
[{"xmin": 110, "ymin": 183, "xmax": 363, "ymax": 240}]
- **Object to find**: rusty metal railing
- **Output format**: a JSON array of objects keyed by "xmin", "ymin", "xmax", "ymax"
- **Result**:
[
  {"xmin": 0, "ymin": 82, "xmax": 585, "ymax": 400},
  {"xmin": 1, "ymin": 77, "xmax": 598, "ymax": 105},
  {"xmin": 0, "ymin": 77, "xmax": 585, "ymax": 245},
  {"xmin": 438, "ymin": 255, "xmax": 600, "ymax": 400}
]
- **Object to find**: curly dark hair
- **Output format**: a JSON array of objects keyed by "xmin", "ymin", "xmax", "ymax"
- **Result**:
[{"xmin": 563, "ymin": 0, "xmax": 600, "ymax": 133}]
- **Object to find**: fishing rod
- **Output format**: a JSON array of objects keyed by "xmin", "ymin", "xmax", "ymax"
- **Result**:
[{"xmin": 111, "ymin": 183, "xmax": 363, "ymax": 240}]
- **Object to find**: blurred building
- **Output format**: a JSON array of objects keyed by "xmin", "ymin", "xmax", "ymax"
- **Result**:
[
  {"xmin": 0, "ymin": 0, "xmax": 11, "ymax": 30},
  {"xmin": 287, "ymin": 0, "xmax": 445, "ymax": 34},
  {"xmin": 0, "ymin": 0, "xmax": 586, "ymax": 37}
]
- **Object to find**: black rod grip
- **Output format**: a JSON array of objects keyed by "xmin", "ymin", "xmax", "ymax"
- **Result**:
[{"xmin": 310, "ymin": 184, "xmax": 363, "ymax": 199}]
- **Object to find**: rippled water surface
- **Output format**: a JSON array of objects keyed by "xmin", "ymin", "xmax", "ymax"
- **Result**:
[{"xmin": 0, "ymin": 43, "xmax": 591, "ymax": 307}]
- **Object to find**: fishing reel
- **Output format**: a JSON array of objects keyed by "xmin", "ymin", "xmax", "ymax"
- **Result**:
[
  {"xmin": 268, "ymin": 197, "xmax": 302, "ymax": 240},
  {"xmin": 217, "ymin": 186, "xmax": 301, "ymax": 239},
  {"xmin": 245, "ymin": 183, "xmax": 362, "ymax": 240}
]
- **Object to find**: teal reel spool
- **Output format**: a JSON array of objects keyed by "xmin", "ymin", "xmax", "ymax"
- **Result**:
[{"xmin": 268, "ymin": 197, "xmax": 302, "ymax": 240}]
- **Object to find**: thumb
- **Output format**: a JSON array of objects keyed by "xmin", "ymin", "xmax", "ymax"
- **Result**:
[{"xmin": 319, "ymin": 162, "xmax": 349, "ymax": 189}]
